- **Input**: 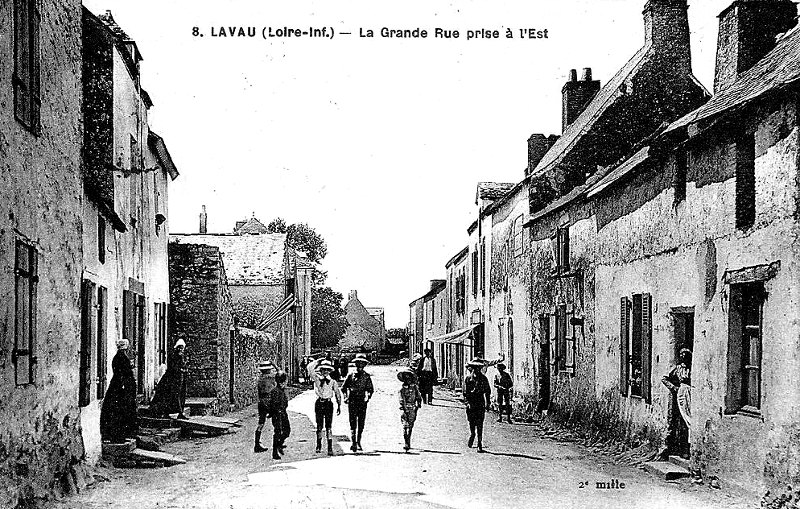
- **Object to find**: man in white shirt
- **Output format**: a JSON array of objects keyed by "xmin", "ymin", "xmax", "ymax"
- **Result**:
[
  {"xmin": 307, "ymin": 358, "xmax": 342, "ymax": 455},
  {"xmin": 416, "ymin": 348, "xmax": 438, "ymax": 404}
]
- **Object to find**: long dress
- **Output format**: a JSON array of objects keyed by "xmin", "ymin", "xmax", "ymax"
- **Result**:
[
  {"xmin": 149, "ymin": 351, "xmax": 186, "ymax": 417},
  {"xmin": 100, "ymin": 350, "xmax": 139, "ymax": 443}
]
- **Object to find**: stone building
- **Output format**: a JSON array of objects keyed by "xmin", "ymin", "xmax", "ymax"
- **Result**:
[
  {"xmin": 437, "ymin": 247, "xmax": 469, "ymax": 388},
  {"xmin": 521, "ymin": 0, "xmax": 709, "ymax": 431},
  {"xmin": 0, "ymin": 0, "xmax": 85, "ymax": 504},
  {"xmin": 582, "ymin": 2, "xmax": 800, "ymax": 495},
  {"xmin": 171, "ymin": 214, "xmax": 311, "ymax": 382},
  {"xmin": 365, "ymin": 307, "xmax": 387, "ymax": 352},
  {"xmin": 407, "ymin": 296, "xmax": 425, "ymax": 360},
  {"xmin": 79, "ymin": 8, "xmax": 179, "ymax": 463},
  {"xmin": 513, "ymin": 0, "xmax": 800, "ymax": 496},
  {"xmin": 167, "ymin": 243, "xmax": 277, "ymax": 409},
  {"xmin": 340, "ymin": 290, "xmax": 387, "ymax": 353}
]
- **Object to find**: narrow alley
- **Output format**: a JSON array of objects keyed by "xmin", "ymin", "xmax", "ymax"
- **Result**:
[{"xmin": 57, "ymin": 366, "xmax": 756, "ymax": 509}]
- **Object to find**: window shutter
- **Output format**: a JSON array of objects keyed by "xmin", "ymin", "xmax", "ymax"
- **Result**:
[
  {"xmin": 549, "ymin": 313, "xmax": 557, "ymax": 366},
  {"xmin": 31, "ymin": 3, "xmax": 40, "ymax": 130},
  {"xmin": 562, "ymin": 228, "xmax": 570, "ymax": 272},
  {"xmin": 620, "ymin": 297, "xmax": 629, "ymax": 396},
  {"xmin": 79, "ymin": 280, "xmax": 95, "ymax": 407},
  {"xmin": 97, "ymin": 286, "xmax": 108, "ymax": 398},
  {"xmin": 14, "ymin": 0, "xmax": 31, "ymax": 126},
  {"xmin": 123, "ymin": 290, "xmax": 133, "ymax": 340},
  {"xmin": 642, "ymin": 293, "xmax": 652, "ymax": 404}
]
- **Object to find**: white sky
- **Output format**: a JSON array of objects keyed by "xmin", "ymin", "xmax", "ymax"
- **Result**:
[{"xmin": 83, "ymin": 0, "xmax": 735, "ymax": 328}]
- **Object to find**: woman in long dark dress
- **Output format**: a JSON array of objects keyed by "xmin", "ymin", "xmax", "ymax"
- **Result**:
[
  {"xmin": 149, "ymin": 339, "xmax": 188, "ymax": 419},
  {"xmin": 100, "ymin": 339, "xmax": 138, "ymax": 443}
]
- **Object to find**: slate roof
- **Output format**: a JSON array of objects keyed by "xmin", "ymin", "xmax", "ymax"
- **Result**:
[
  {"xmin": 148, "ymin": 131, "xmax": 179, "ymax": 180},
  {"xmin": 170, "ymin": 233, "xmax": 287, "ymax": 285},
  {"xmin": 532, "ymin": 47, "xmax": 649, "ymax": 176},
  {"xmin": 476, "ymin": 182, "xmax": 516, "ymax": 203},
  {"xmin": 234, "ymin": 217, "xmax": 269, "ymax": 235},
  {"xmin": 668, "ymin": 26, "xmax": 800, "ymax": 132}
]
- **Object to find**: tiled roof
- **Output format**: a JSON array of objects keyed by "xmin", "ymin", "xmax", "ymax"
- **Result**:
[
  {"xmin": 532, "ymin": 47, "xmax": 649, "ymax": 176},
  {"xmin": 668, "ymin": 27, "xmax": 800, "ymax": 132},
  {"xmin": 476, "ymin": 182, "xmax": 516, "ymax": 203},
  {"xmin": 234, "ymin": 217, "xmax": 269, "ymax": 235},
  {"xmin": 170, "ymin": 233, "xmax": 287, "ymax": 285}
]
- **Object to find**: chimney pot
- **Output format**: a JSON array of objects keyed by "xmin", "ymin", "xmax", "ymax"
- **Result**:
[
  {"xmin": 582, "ymin": 68, "xmax": 593, "ymax": 81},
  {"xmin": 569, "ymin": 69, "xmax": 578, "ymax": 82},
  {"xmin": 199, "ymin": 205, "xmax": 208, "ymax": 234},
  {"xmin": 562, "ymin": 68, "xmax": 601, "ymax": 132}
]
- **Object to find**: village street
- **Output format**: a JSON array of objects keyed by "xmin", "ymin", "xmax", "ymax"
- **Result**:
[{"xmin": 56, "ymin": 365, "xmax": 756, "ymax": 509}]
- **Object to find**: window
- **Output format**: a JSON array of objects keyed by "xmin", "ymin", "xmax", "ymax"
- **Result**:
[
  {"xmin": 472, "ymin": 250, "xmax": 478, "ymax": 295},
  {"xmin": 123, "ymin": 288, "xmax": 146, "ymax": 394},
  {"xmin": 512, "ymin": 215, "xmax": 524, "ymax": 257},
  {"xmin": 13, "ymin": 0, "xmax": 41, "ymax": 133},
  {"xmin": 13, "ymin": 240, "xmax": 38, "ymax": 385},
  {"xmin": 735, "ymin": 132, "xmax": 756, "ymax": 230},
  {"xmin": 673, "ymin": 149, "xmax": 688, "ymax": 204},
  {"xmin": 620, "ymin": 293, "xmax": 653, "ymax": 402},
  {"xmin": 555, "ymin": 226, "xmax": 570, "ymax": 274},
  {"xmin": 129, "ymin": 135, "xmax": 140, "ymax": 172},
  {"xmin": 98, "ymin": 215, "xmax": 106, "ymax": 264},
  {"xmin": 726, "ymin": 282, "xmax": 764, "ymax": 414},
  {"xmin": 456, "ymin": 271, "xmax": 466, "ymax": 315}
]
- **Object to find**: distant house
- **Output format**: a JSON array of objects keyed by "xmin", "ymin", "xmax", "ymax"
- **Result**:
[{"xmin": 340, "ymin": 291, "xmax": 386, "ymax": 352}]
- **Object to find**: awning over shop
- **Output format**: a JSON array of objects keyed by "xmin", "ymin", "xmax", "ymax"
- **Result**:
[{"xmin": 428, "ymin": 325, "xmax": 479, "ymax": 346}]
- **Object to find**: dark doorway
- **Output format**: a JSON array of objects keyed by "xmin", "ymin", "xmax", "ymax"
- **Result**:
[
  {"xmin": 670, "ymin": 310, "xmax": 694, "ymax": 457},
  {"xmin": 136, "ymin": 294, "xmax": 146, "ymax": 395},
  {"xmin": 536, "ymin": 315, "xmax": 550, "ymax": 413},
  {"xmin": 229, "ymin": 329, "xmax": 236, "ymax": 405}
]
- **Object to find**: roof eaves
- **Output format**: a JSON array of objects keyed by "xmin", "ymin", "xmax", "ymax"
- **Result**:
[{"xmin": 445, "ymin": 246, "xmax": 469, "ymax": 268}]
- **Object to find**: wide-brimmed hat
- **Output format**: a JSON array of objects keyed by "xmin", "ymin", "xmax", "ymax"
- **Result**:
[
  {"xmin": 316, "ymin": 360, "xmax": 335, "ymax": 372},
  {"xmin": 116, "ymin": 339, "xmax": 129, "ymax": 350},
  {"xmin": 466, "ymin": 358, "xmax": 486, "ymax": 368},
  {"xmin": 679, "ymin": 347, "xmax": 692, "ymax": 356},
  {"xmin": 412, "ymin": 353, "xmax": 423, "ymax": 361},
  {"xmin": 397, "ymin": 368, "xmax": 417, "ymax": 382},
  {"xmin": 352, "ymin": 354, "xmax": 369, "ymax": 365},
  {"xmin": 174, "ymin": 339, "xmax": 186, "ymax": 349},
  {"xmin": 496, "ymin": 362, "xmax": 507, "ymax": 370},
  {"xmin": 258, "ymin": 360, "xmax": 275, "ymax": 371}
]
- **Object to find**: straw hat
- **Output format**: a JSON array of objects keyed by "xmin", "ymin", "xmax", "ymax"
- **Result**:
[
  {"xmin": 466, "ymin": 358, "xmax": 486, "ymax": 368},
  {"xmin": 679, "ymin": 347, "xmax": 692, "ymax": 356},
  {"xmin": 316, "ymin": 360, "xmax": 335, "ymax": 372},
  {"xmin": 258, "ymin": 360, "xmax": 275, "ymax": 372},
  {"xmin": 352, "ymin": 354, "xmax": 369, "ymax": 365},
  {"xmin": 173, "ymin": 339, "xmax": 186, "ymax": 349},
  {"xmin": 412, "ymin": 353, "xmax": 423, "ymax": 361},
  {"xmin": 115, "ymin": 339, "xmax": 129, "ymax": 350},
  {"xmin": 397, "ymin": 368, "xmax": 417, "ymax": 382}
]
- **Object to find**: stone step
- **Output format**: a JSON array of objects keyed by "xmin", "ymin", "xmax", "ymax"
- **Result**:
[
  {"xmin": 170, "ymin": 416, "xmax": 232, "ymax": 436},
  {"xmin": 185, "ymin": 397, "xmax": 218, "ymax": 416},
  {"xmin": 101, "ymin": 439, "xmax": 136, "ymax": 458},
  {"xmin": 643, "ymin": 461, "xmax": 691, "ymax": 481},
  {"xmin": 201, "ymin": 415, "xmax": 243, "ymax": 427},
  {"xmin": 129, "ymin": 448, "xmax": 187, "ymax": 466},
  {"xmin": 139, "ymin": 416, "xmax": 175, "ymax": 429},
  {"xmin": 668, "ymin": 455, "xmax": 691, "ymax": 471}
]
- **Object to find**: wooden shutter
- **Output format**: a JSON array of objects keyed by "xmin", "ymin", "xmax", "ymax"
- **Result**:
[
  {"xmin": 642, "ymin": 293, "xmax": 652, "ymax": 404},
  {"xmin": 14, "ymin": 0, "xmax": 31, "ymax": 126},
  {"xmin": 549, "ymin": 313, "xmax": 557, "ymax": 367},
  {"xmin": 620, "ymin": 297, "xmax": 629, "ymax": 396},
  {"xmin": 79, "ymin": 280, "xmax": 95, "ymax": 407},
  {"xmin": 30, "ymin": 2, "xmax": 40, "ymax": 130},
  {"xmin": 97, "ymin": 286, "xmax": 108, "ymax": 398}
]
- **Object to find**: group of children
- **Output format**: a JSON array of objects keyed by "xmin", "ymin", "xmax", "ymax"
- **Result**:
[{"xmin": 252, "ymin": 355, "xmax": 514, "ymax": 458}]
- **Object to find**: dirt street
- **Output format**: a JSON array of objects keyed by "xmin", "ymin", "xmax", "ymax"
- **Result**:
[{"xmin": 56, "ymin": 365, "xmax": 758, "ymax": 509}]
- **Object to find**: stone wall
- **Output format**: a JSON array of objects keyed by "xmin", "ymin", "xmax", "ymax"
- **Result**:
[
  {"xmin": 168, "ymin": 243, "xmax": 224, "ymax": 399},
  {"xmin": 0, "ymin": 0, "xmax": 86, "ymax": 506}
]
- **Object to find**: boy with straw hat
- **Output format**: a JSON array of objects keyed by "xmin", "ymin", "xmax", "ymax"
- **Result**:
[
  {"xmin": 397, "ymin": 368, "xmax": 422, "ymax": 452},
  {"xmin": 307, "ymin": 357, "xmax": 342, "ymax": 455}
]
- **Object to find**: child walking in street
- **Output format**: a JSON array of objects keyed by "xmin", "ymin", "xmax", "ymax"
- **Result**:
[
  {"xmin": 254, "ymin": 360, "xmax": 276, "ymax": 453},
  {"xmin": 307, "ymin": 357, "xmax": 342, "ymax": 455},
  {"xmin": 397, "ymin": 368, "xmax": 422, "ymax": 452},
  {"xmin": 266, "ymin": 370, "xmax": 291, "ymax": 460},
  {"xmin": 494, "ymin": 362, "xmax": 514, "ymax": 423}
]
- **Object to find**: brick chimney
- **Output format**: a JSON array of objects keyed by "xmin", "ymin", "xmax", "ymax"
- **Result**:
[
  {"xmin": 714, "ymin": 0, "xmax": 797, "ymax": 93},
  {"xmin": 199, "ymin": 205, "xmax": 207, "ymax": 234},
  {"xmin": 562, "ymin": 68, "xmax": 601, "ymax": 132},
  {"xmin": 348, "ymin": 290, "xmax": 358, "ymax": 301},
  {"xmin": 643, "ymin": 0, "xmax": 691, "ymax": 71},
  {"xmin": 526, "ymin": 133, "xmax": 560, "ymax": 176}
]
